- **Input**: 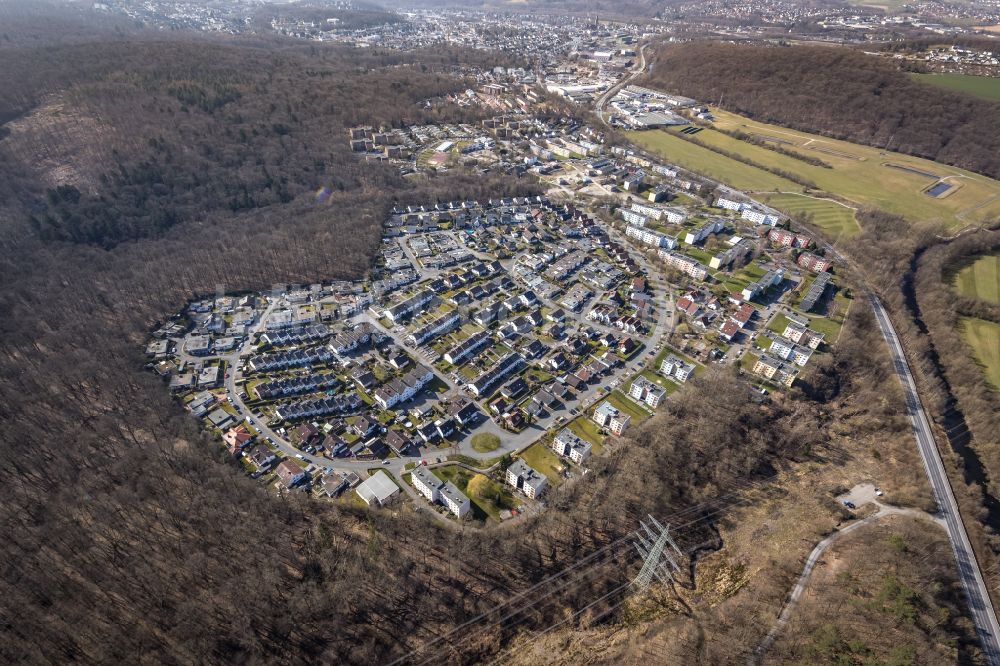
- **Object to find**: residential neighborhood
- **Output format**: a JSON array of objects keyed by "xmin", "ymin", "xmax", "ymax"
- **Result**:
[{"xmin": 147, "ymin": 52, "xmax": 848, "ymax": 528}]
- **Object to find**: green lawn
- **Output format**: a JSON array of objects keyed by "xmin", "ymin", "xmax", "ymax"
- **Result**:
[
  {"xmin": 912, "ymin": 73, "xmax": 1000, "ymax": 102},
  {"xmin": 608, "ymin": 391, "xmax": 651, "ymax": 423},
  {"xmin": 959, "ymin": 318, "xmax": 1000, "ymax": 391},
  {"xmin": 432, "ymin": 464, "xmax": 516, "ymax": 522},
  {"xmin": 800, "ymin": 290, "xmax": 852, "ymax": 344},
  {"xmin": 518, "ymin": 442, "xmax": 567, "ymax": 486},
  {"xmin": 567, "ymin": 416, "xmax": 605, "ymax": 455},
  {"xmin": 653, "ymin": 344, "xmax": 702, "ymax": 371},
  {"xmin": 759, "ymin": 193, "xmax": 860, "ymax": 240},
  {"xmin": 953, "ymin": 253, "xmax": 1000, "ymax": 305},
  {"xmin": 767, "ymin": 313, "xmax": 791, "ymax": 336},
  {"xmin": 630, "ymin": 110, "xmax": 1000, "ymax": 231},
  {"xmin": 471, "ymin": 432, "xmax": 501, "ymax": 453}
]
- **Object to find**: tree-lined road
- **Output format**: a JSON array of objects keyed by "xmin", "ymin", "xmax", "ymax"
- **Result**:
[{"xmin": 870, "ymin": 296, "xmax": 1000, "ymax": 664}]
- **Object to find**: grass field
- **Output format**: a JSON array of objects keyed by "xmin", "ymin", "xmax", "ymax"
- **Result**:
[
  {"xmin": 628, "ymin": 109, "xmax": 1000, "ymax": 231},
  {"xmin": 629, "ymin": 128, "xmax": 798, "ymax": 192},
  {"xmin": 759, "ymin": 193, "xmax": 860, "ymax": 240},
  {"xmin": 518, "ymin": 442, "xmax": 567, "ymax": 485},
  {"xmin": 959, "ymin": 317, "xmax": 1000, "ymax": 391},
  {"xmin": 911, "ymin": 73, "xmax": 1000, "ymax": 102},
  {"xmin": 953, "ymin": 253, "xmax": 1000, "ymax": 305}
]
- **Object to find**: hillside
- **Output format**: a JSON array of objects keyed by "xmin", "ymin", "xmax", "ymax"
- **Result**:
[
  {"xmin": 0, "ymin": 32, "xmax": 983, "ymax": 666},
  {"xmin": 0, "ymin": 41, "xmax": 493, "ymax": 247},
  {"xmin": 643, "ymin": 42, "xmax": 1000, "ymax": 182}
]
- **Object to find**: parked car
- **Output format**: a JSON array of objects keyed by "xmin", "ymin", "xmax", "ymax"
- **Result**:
[
  {"xmin": 382, "ymin": 460, "xmax": 391, "ymax": 465},
  {"xmin": 842, "ymin": 500, "xmax": 855, "ymax": 509}
]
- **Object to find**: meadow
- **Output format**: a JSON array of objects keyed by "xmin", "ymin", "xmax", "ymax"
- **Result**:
[
  {"xmin": 911, "ymin": 73, "xmax": 1000, "ymax": 102},
  {"xmin": 959, "ymin": 317, "xmax": 1000, "ymax": 391},
  {"xmin": 759, "ymin": 192, "xmax": 860, "ymax": 240},
  {"xmin": 953, "ymin": 253, "xmax": 1000, "ymax": 305},
  {"xmin": 628, "ymin": 108, "xmax": 1000, "ymax": 232}
]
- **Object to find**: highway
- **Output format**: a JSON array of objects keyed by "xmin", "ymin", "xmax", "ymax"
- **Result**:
[{"xmin": 870, "ymin": 296, "xmax": 1000, "ymax": 664}]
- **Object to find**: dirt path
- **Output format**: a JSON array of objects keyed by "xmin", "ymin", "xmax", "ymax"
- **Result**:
[{"xmin": 751, "ymin": 484, "xmax": 943, "ymax": 663}]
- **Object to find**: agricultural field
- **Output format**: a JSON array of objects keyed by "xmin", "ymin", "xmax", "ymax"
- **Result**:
[
  {"xmin": 629, "ymin": 109, "xmax": 1000, "ymax": 231},
  {"xmin": 952, "ymin": 253, "xmax": 1000, "ymax": 305},
  {"xmin": 959, "ymin": 318, "xmax": 1000, "ymax": 391},
  {"xmin": 911, "ymin": 73, "xmax": 1000, "ymax": 102}
]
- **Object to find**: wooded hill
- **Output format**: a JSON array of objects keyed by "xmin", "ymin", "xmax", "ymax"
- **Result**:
[
  {"xmin": 0, "ymin": 32, "xmax": 979, "ymax": 665},
  {"xmin": 0, "ymin": 40, "xmax": 506, "ymax": 248},
  {"xmin": 644, "ymin": 42, "xmax": 1000, "ymax": 181}
]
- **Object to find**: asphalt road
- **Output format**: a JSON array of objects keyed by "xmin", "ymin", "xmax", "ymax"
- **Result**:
[
  {"xmin": 870, "ymin": 296, "xmax": 1000, "ymax": 664},
  {"xmin": 595, "ymin": 41, "xmax": 648, "ymax": 126},
  {"xmin": 589, "ymin": 46, "xmax": 1000, "ymax": 661}
]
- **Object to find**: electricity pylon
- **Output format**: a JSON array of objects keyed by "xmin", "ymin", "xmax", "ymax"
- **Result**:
[{"xmin": 632, "ymin": 514, "xmax": 684, "ymax": 592}]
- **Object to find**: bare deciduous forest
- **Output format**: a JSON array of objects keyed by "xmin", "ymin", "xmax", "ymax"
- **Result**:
[
  {"xmin": 0, "ymin": 21, "xmax": 986, "ymax": 666},
  {"xmin": 644, "ymin": 42, "xmax": 1000, "ymax": 181}
]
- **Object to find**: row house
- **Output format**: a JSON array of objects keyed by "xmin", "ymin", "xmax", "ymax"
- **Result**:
[
  {"xmin": 274, "ymin": 393, "xmax": 362, "ymax": 421},
  {"xmin": 263, "ymin": 324, "xmax": 331, "ymax": 347},
  {"xmin": 247, "ymin": 347, "xmax": 334, "ymax": 373},
  {"xmin": 407, "ymin": 311, "xmax": 461, "ymax": 347},
  {"xmin": 254, "ymin": 374, "xmax": 340, "ymax": 400},
  {"xmin": 386, "ymin": 289, "xmax": 434, "ymax": 324},
  {"xmin": 468, "ymin": 353, "xmax": 525, "ymax": 398},
  {"xmin": 373, "ymin": 365, "xmax": 434, "ymax": 410},
  {"xmin": 444, "ymin": 330, "xmax": 491, "ymax": 366}
]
